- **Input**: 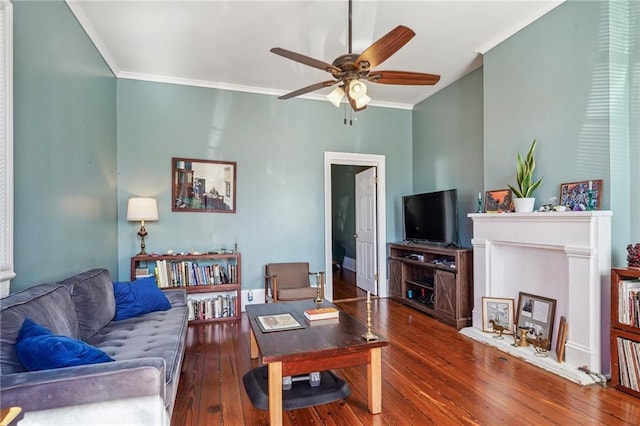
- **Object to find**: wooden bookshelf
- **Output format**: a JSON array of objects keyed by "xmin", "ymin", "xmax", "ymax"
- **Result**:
[
  {"xmin": 130, "ymin": 252, "xmax": 241, "ymax": 323},
  {"xmin": 610, "ymin": 267, "xmax": 640, "ymax": 398}
]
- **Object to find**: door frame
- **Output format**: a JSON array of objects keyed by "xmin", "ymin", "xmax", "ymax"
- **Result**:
[{"xmin": 323, "ymin": 152, "xmax": 387, "ymax": 302}]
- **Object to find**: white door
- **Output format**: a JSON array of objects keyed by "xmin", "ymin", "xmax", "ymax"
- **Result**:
[{"xmin": 355, "ymin": 167, "xmax": 377, "ymax": 294}]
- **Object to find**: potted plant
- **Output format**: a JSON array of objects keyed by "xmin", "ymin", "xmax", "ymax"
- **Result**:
[{"xmin": 508, "ymin": 139, "xmax": 543, "ymax": 213}]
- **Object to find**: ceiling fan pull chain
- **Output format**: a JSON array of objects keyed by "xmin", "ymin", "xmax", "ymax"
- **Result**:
[{"xmin": 343, "ymin": 102, "xmax": 347, "ymax": 125}]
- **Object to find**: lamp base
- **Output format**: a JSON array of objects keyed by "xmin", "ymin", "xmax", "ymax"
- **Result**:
[{"xmin": 137, "ymin": 225, "xmax": 148, "ymax": 256}]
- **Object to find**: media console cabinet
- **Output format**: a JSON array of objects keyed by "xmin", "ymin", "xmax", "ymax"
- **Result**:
[{"xmin": 388, "ymin": 242, "xmax": 473, "ymax": 330}]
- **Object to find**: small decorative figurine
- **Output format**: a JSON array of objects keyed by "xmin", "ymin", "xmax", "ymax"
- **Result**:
[
  {"xmin": 489, "ymin": 319, "xmax": 507, "ymax": 339},
  {"xmin": 628, "ymin": 243, "xmax": 640, "ymax": 268}
]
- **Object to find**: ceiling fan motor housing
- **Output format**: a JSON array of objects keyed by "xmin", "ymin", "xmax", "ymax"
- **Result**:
[{"xmin": 332, "ymin": 53, "xmax": 359, "ymax": 69}]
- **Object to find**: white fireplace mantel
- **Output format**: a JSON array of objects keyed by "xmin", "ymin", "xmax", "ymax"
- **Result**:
[{"xmin": 462, "ymin": 211, "xmax": 611, "ymax": 384}]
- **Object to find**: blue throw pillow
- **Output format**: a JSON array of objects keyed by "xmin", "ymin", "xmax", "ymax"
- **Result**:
[
  {"xmin": 16, "ymin": 319, "xmax": 114, "ymax": 371},
  {"xmin": 113, "ymin": 276, "xmax": 171, "ymax": 321}
]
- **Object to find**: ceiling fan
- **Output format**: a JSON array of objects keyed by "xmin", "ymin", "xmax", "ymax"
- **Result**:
[{"xmin": 270, "ymin": 0, "xmax": 440, "ymax": 111}]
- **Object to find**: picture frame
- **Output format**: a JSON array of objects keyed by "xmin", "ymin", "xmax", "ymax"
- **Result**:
[
  {"xmin": 516, "ymin": 292, "xmax": 556, "ymax": 347},
  {"xmin": 555, "ymin": 316, "xmax": 568, "ymax": 363},
  {"xmin": 559, "ymin": 179, "xmax": 602, "ymax": 211},
  {"xmin": 172, "ymin": 157, "xmax": 236, "ymax": 213},
  {"xmin": 482, "ymin": 297, "xmax": 515, "ymax": 334},
  {"xmin": 484, "ymin": 189, "xmax": 513, "ymax": 213}
]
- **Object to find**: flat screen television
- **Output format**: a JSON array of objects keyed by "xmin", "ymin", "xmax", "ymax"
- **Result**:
[{"xmin": 402, "ymin": 189, "xmax": 458, "ymax": 245}]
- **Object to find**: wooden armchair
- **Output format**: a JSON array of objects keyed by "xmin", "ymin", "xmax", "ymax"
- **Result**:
[{"xmin": 264, "ymin": 262, "xmax": 325, "ymax": 303}]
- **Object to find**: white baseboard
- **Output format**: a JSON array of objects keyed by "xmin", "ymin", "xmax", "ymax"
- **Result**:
[{"xmin": 343, "ymin": 256, "xmax": 355, "ymax": 272}]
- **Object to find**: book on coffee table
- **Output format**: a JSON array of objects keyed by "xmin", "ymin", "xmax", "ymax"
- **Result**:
[
  {"xmin": 304, "ymin": 307, "xmax": 339, "ymax": 321},
  {"xmin": 256, "ymin": 313, "xmax": 304, "ymax": 332}
]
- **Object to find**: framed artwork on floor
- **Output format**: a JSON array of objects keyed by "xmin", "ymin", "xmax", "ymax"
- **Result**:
[
  {"xmin": 482, "ymin": 297, "xmax": 515, "ymax": 334},
  {"xmin": 555, "ymin": 316, "xmax": 568, "ymax": 363},
  {"xmin": 516, "ymin": 292, "xmax": 556, "ymax": 347}
]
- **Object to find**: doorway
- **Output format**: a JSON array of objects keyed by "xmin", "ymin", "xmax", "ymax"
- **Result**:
[{"xmin": 323, "ymin": 152, "xmax": 387, "ymax": 302}]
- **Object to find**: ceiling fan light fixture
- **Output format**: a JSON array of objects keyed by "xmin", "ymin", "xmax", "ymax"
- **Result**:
[
  {"xmin": 327, "ymin": 86, "xmax": 345, "ymax": 107},
  {"xmin": 348, "ymin": 79, "xmax": 367, "ymax": 100},
  {"xmin": 355, "ymin": 93, "xmax": 371, "ymax": 109}
]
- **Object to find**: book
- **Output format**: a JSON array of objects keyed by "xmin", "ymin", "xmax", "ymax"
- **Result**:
[
  {"xmin": 304, "ymin": 307, "xmax": 339, "ymax": 321},
  {"xmin": 256, "ymin": 313, "xmax": 304, "ymax": 332}
]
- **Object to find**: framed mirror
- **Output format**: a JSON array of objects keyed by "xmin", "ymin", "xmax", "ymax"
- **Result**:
[{"xmin": 172, "ymin": 157, "xmax": 236, "ymax": 213}]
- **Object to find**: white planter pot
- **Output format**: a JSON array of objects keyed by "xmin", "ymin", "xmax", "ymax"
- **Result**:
[{"xmin": 513, "ymin": 198, "xmax": 535, "ymax": 213}]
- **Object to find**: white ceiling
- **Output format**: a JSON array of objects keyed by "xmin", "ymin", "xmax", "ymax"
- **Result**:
[{"xmin": 67, "ymin": 0, "xmax": 564, "ymax": 110}]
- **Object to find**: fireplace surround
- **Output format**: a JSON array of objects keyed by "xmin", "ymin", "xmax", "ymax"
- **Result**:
[{"xmin": 462, "ymin": 211, "xmax": 611, "ymax": 384}]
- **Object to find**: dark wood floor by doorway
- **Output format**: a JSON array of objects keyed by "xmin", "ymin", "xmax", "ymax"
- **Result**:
[
  {"xmin": 171, "ymin": 288, "xmax": 639, "ymax": 425},
  {"xmin": 332, "ymin": 268, "xmax": 368, "ymax": 302}
]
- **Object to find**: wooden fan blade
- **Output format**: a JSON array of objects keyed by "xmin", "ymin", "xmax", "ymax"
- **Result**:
[
  {"xmin": 356, "ymin": 25, "xmax": 415, "ymax": 70},
  {"xmin": 270, "ymin": 48, "xmax": 342, "ymax": 74},
  {"xmin": 367, "ymin": 70, "xmax": 441, "ymax": 85},
  {"xmin": 278, "ymin": 80, "xmax": 339, "ymax": 100}
]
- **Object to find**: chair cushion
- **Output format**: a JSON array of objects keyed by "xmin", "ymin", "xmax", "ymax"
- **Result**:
[
  {"xmin": 277, "ymin": 287, "xmax": 318, "ymax": 301},
  {"xmin": 60, "ymin": 268, "xmax": 116, "ymax": 340},
  {"xmin": 266, "ymin": 263, "xmax": 309, "ymax": 290},
  {"xmin": 113, "ymin": 277, "xmax": 171, "ymax": 321},
  {"xmin": 16, "ymin": 319, "xmax": 114, "ymax": 371}
]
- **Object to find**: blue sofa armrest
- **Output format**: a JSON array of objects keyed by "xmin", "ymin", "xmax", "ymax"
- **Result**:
[
  {"xmin": 163, "ymin": 288, "xmax": 187, "ymax": 307},
  {"xmin": 0, "ymin": 358, "xmax": 166, "ymax": 412}
]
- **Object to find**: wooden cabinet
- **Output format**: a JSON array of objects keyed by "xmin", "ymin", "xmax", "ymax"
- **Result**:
[
  {"xmin": 388, "ymin": 243, "xmax": 473, "ymax": 330},
  {"xmin": 130, "ymin": 252, "xmax": 241, "ymax": 323},
  {"xmin": 610, "ymin": 267, "xmax": 640, "ymax": 398}
]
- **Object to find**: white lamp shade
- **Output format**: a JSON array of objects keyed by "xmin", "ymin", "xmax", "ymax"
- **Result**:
[
  {"xmin": 355, "ymin": 94, "xmax": 371, "ymax": 109},
  {"xmin": 348, "ymin": 79, "xmax": 367, "ymax": 99},
  {"xmin": 327, "ymin": 86, "xmax": 345, "ymax": 107},
  {"xmin": 127, "ymin": 198, "xmax": 159, "ymax": 222}
]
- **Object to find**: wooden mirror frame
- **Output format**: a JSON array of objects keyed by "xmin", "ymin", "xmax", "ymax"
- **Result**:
[{"xmin": 172, "ymin": 157, "xmax": 236, "ymax": 213}]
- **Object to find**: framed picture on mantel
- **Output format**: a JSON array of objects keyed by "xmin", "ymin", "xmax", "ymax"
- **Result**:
[
  {"xmin": 484, "ymin": 189, "xmax": 513, "ymax": 213},
  {"xmin": 172, "ymin": 157, "xmax": 236, "ymax": 213},
  {"xmin": 559, "ymin": 179, "xmax": 602, "ymax": 211}
]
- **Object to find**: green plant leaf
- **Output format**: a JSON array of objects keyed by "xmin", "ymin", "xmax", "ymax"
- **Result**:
[
  {"xmin": 507, "ymin": 184, "xmax": 524, "ymax": 199},
  {"xmin": 511, "ymin": 139, "xmax": 543, "ymax": 198}
]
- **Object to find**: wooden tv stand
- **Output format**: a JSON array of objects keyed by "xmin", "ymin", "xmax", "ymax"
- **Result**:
[{"xmin": 388, "ymin": 242, "xmax": 473, "ymax": 330}]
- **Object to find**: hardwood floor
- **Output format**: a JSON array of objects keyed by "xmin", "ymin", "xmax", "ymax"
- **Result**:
[
  {"xmin": 172, "ymin": 294, "xmax": 640, "ymax": 425},
  {"xmin": 332, "ymin": 268, "xmax": 366, "ymax": 302}
]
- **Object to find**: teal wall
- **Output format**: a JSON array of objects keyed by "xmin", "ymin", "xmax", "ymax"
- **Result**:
[
  {"xmin": 412, "ymin": 68, "xmax": 484, "ymax": 247},
  {"xmin": 413, "ymin": 0, "xmax": 638, "ymax": 263},
  {"xmin": 484, "ymin": 0, "xmax": 638, "ymax": 265},
  {"xmin": 484, "ymin": 0, "xmax": 608, "ymax": 206},
  {"xmin": 10, "ymin": 1, "xmax": 638, "ymax": 293},
  {"xmin": 116, "ymin": 79, "xmax": 412, "ymax": 288},
  {"xmin": 12, "ymin": 0, "xmax": 117, "ymax": 291}
]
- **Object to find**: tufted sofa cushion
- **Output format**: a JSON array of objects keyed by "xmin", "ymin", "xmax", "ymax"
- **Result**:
[
  {"xmin": 60, "ymin": 269, "xmax": 116, "ymax": 341},
  {"xmin": 0, "ymin": 284, "xmax": 79, "ymax": 375},
  {"xmin": 86, "ymin": 302, "xmax": 188, "ymax": 396}
]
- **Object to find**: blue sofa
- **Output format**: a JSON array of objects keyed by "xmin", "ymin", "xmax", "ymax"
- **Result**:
[{"xmin": 0, "ymin": 269, "xmax": 188, "ymax": 419}]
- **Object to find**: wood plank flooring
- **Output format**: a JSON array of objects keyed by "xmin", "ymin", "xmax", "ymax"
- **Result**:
[{"xmin": 171, "ymin": 276, "xmax": 640, "ymax": 425}]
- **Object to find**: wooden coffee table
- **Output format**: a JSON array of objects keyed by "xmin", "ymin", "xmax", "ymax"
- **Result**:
[{"xmin": 246, "ymin": 300, "xmax": 388, "ymax": 425}]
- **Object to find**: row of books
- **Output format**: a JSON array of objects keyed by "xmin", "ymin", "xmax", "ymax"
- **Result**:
[
  {"xmin": 155, "ymin": 259, "xmax": 238, "ymax": 288},
  {"xmin": 617, "ymin": 336, "xmax": 640, "ymax": 391},
  {"xmin": 187, "ymin": 295, "xmax": 237, "ymax": 320},
  {"xmin": 618, "ymin": 279, "xmax": 640, "ymax": 326}
]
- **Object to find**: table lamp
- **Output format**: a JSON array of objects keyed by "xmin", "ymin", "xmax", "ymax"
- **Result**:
[{"xmin": 127, "ymin": 197, "xmax": 159, "ymax": 255}]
